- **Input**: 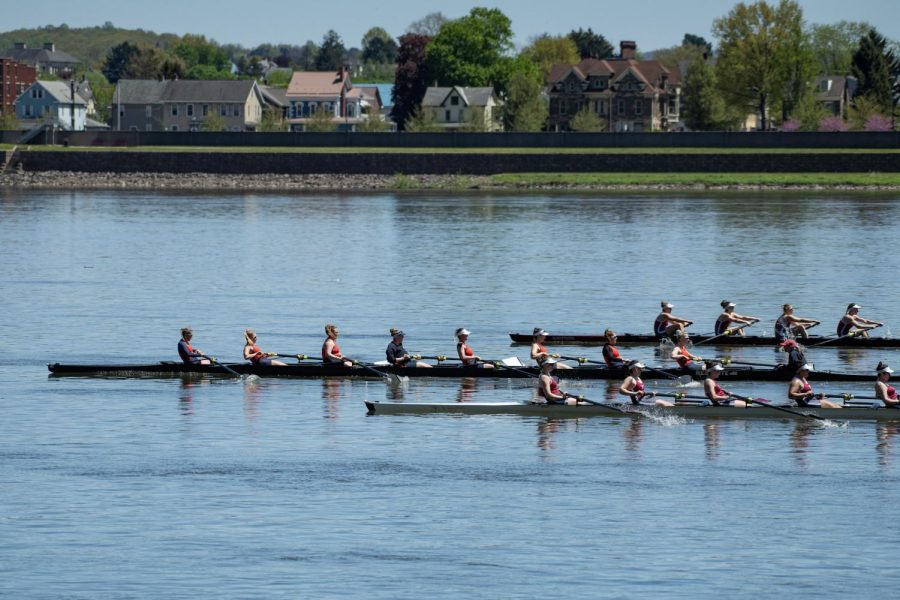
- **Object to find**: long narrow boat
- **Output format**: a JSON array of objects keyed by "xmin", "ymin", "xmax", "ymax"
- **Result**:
[
  {"xmin": 48, "ymin": 361, "xmax": 874, "ymax": 382},
  {"xmin": 508, "ymin": 331, "xmax": 900, "ymax": 348},
  {"xmin": 364, "ymin": 400, "xmax": 900, "ymax": 420}
]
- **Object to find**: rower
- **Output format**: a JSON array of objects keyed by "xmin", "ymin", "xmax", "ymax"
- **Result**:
[
  {"xmin": 775, "ymin": 304, "xmax": 820, "ymax": 342},
  {"xmin": 671, "ymin": 331, "xmax": 703, "ymax": 372},
  {"xmin": 704, "ymin": 363, "xmax": 746, "ymax": 407},
  {"xmin": 243, "ymin": 329, "xmax": 286, "ymax": 366},
  {"xmin": 777, "ymin": 339, "xmax": 807, "ymax": 376},
  {"xmin": 322, "ymin": 324, "xmax": 352, "ymax": 367},
  {"xmin": 654, "ymin": 301, "xmax": 693, "ymax": 341},
  {"xmin": 386, "ymin": 328, "xmax": 432, "ymax": 368},
  {"xmin": 602, "ymin": 329, "xmax": 626, "ymax": 368},
  {"xmin": 837, "ymin": 303, "xmax": 883, "ymax": 338},
  {"xmin": 619, "ymin": 361, "xmax": 669, "ymax": 406},
  {"xmin": 456, "ymin": 328, "xmax": 493, "ymax": 368},
  {"xmin": 537, "ymin": 358, "xmax": 578, "ymax": 405},
  {"xmin": 788, "ymin": 364, "xmax": 840, "ymax": 408},
  {"xmin": 178, "ymin": 327, "xmax": 210, "ymax": 365},
  {"xmin": 531, "ymin": 328, "xmax": 571, "ymax": 369},
  {"xmin": 875, "ymin": 362, "xmax": 899, "ymax": 408},
  {"xmin": 714, "ymin": 300, "xmax": 759, "ymax": 336}
]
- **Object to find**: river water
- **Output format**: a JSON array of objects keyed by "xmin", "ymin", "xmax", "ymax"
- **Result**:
[{"xmin": 2, "ymin": 190, "xmax": 900, "ymax": 598}]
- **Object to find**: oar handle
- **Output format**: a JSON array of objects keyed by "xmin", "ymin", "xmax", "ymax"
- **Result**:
[
  {"xmin": 276, "ymin": 353, "xmax": 314, "ymax": 360},
  {"xmin": 200, "ymin": 355, "xmax": 242, "ymax": 378}
]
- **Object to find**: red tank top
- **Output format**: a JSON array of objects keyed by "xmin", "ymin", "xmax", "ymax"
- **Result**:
[
  {"xmin": 603, "ymin": 344, "xmax": 621, "ymax": 366},
  {"xmin": 322, "ymin": 340, "xmax": 341, "ymax": 362},
  {"xmin": 633, "ymin": 378, "xmax": 645, "ymax": 393},
  {"xmin": 248, "ymin": 344, "xmax": 262, "ymax": 363},
  {"xmin": 540, "ymin": 375, "xmax": 561, "ymax": 400},
  {"xmin": 676, "ymin": 349, "xmax": 692, "ymax": 368},
  {"xmin": 799, "ymin": 378, "xmax": 811, "ymax": 394},
  {"xmin": 888, "ymin": 385, "xmax": 897, "ymax": 400},
  {"xmin": 459, "ymin": 343, "xmax": 475, "ymax": 365},
  {"xmin": 713, "ymin": 382, "xmax": 725, "ymax": 397}
]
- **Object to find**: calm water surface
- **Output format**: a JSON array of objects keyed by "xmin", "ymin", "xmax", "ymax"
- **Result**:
[{"xmin": 2, "ymin": 190, "xmax": 900, "ymax": 598}]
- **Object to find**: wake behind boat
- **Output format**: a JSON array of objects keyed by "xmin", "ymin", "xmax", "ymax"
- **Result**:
[{"xmin": 507, "ymin": 331, "xmax": 899, "ymax": 348}]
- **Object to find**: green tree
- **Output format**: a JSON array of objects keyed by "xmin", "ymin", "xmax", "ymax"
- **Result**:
[
  {"xmin": 361, "ymin": 27, "xmax": 398, "ymax": 64},
  {"xmin": 186, "ymin": 65, "xmax": 234, "ymax": 80},
  {"xmin": 520, "ymin": 34, "xmax": 579, "ymax": 80},
  {"xmin": 567, "ymin": 28, "xmax": 614, "ymax": 59},
  {"xmin": 851, "ymin": 29, "xmax": 895, "ymax": 113},
  {"xmin": 102, "ymin": 41, "xmax": 139, "ymax": 83},
  {"xmin": 173, "ymin": 34, "xmax": 229, "ymax": 71},
  {"xmin": 407, "ymin": 12, "xmax": 448, "ymax": 36},
  {"xmin": 81, "ymin": 70, "xmax": 114, "ymax": 121},
  {"xmin": 316, "ymin": 30, "xmax": 346, "ymax": 71},
  {"xmin": 356, "ymin": 111, "xmax": 390, "ymax": 132},
  {"xmin": 258, "ymin": 107, "xmax": 286, "ymax": 132},
  {"xmin": 200, "ymin": 113, "xmax": 227, "ymax": 132},
  {"xmin": 848, "ymin": 94, "xmax": 886, "ymax": 129},
  {"xmin": 791, "ymin": 92, "xmax": 830, "ymax": 130},
  {"xmin": 650, "ymin": 43, "xmax": 706, "ymax": 71},
  {"xmin": 682, "ymin": 34, "xmax": 713, "ymax": 54},
  {"xmin": 502, "ymin": 60, "xmax": 547, "ymax": 131},
  {"xmin": 298, "ymin": 41, "xmax": 319, "ymax": 70},
  {"xmin": 569, "ymin": 106, "xmax": 605, "ymax": 132},
  {"xmin": 0, "ymin": 111, "xmax": 19, "ymax": 130},
  {"xmin": 305, "ymin": 106, "xmax": 337, "ymax": 132},
  {"xmin": 809, "ymin": 21, "xmax": 873, "ymax": 75},
  {"xmin": 265, "ymin": 70, "xmax": 293, "ymax": 87},
  {"xmin": 405, "ymin": 106, "xmax": 442, "ymax": 132},
  {"xmin": 713, "ymin": 0, "xmax": 814, "ymax": 130},
  {"xmin": 682, "ymin": 56, "xmax": 730, "ymax": 130}
]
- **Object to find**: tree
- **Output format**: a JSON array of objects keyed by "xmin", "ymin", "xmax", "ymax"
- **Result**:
[
  {"xmin": 772, "ymin": 2, "xmax": 817, "ymax": 122},
  {"xmin": 809, "ymin": 21, "xmax": 873, "ymax": 75},
  {"xmin": 0, "ymin": 111, "xmax": 19, "ymax": 130},
  {"xmin": 851, "ymin": 29, "xmax": 895, "ymax": 114},
  {"xmin": 173, "ymin": 34, "xmax": 230, "ymax": 71},
  {"xmin": 298, "ymin": 41, "xmax": 319, "ymax": 71},
  {"xmin": 407, "ymin": 12, "xmax": 448, "ymax": 36},
  {"xmin": 713, "ymin": 0, "xmax": 814, "ymax": 130},
  {"xmin": 305, "ymin": 106, "xmax": 336, "ymax": 132},
  {"xmin": 186, "ymin": 65, "xmax": 233, "ymax": 80},
  {"xmin": 682, "ymin": 56, "xmax": 730, "ymax": 130},
  {"xmin": 391, "ymin": 33, "xmax": 431, "ymax": 131},
  {"xmin": 425, "ymin": 8, "xmax": 514, "ymax": 89},
  {"xmin": 650, "ymin": 43, "xmax": 706, "ymax": 71},
  {"xmin": 502, "ymin": 60, "xmax": 547, "ymax": 131},
  {"xmin": 362, "ymin": 28, "xmax": 399, "ymax": 65},
  {"xmin": 356, "ymin": 111, "xmax": 390, "ymax": 132},
  {"xmin": 569, "ymin": 107, "xmax": 605, "ymax": 132},
  {"xmin": 520, "ymin": 34, "xmax": 579, "ymax": 80},
  {"xmin": 790, "ymin": 92, "xmax": 830, "ymax": 130},
  {"xmin": 102, "ymin": 42, "xmax": 140, "ymax": 83},
  {"xmin": 81, "ymin": 70, "xmax": 114, "ymax": 121},
  {"xmin": 682, "ymin": 34, "xmax": 713, "ymax": 54},
  {"xmin": 258, "ymin": 107, "xmax": 286, "ymax": 132},
  {"xmin": 567, "ymin": 28, "xmax": 614, "ymax": 60},
  {"xmin": 405, "ymin": 106, "xmax": 442, "ymax": 132},
  {"xmin": 201, "ymin": 113, "xmax": 227, "ymax": 132},
  {"xmin": 316, "ymin": 30, "xmax": 346, "ymax": 71}
]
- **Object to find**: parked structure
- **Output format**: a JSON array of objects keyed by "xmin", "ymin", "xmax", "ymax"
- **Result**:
[
  {"xmin": 1, "ymin": 42, "xmax": 79, "ymax": 75},
  {"xmin": 815, "ymin": 75, "xmax": 857, "ymax": 118},
  {"xmin": 111, "ymin": 79, "xmax": 265, "ymax": 131},
  {"xmin": 15, "ymin": 80, "xmax": 87, "ymax": 130},
  {"xmin": 547, "ymin": 41, "xmax": 681, "ymax": 132},
  {"xmin": 1, "ymin": 58, "xmax": 36, "ymax": 116},
  {"xmin": 420, "ymin": 86, "xmax": 503, "ymax": 131},
  {"xmin": 286, "ymin": 69, "xmax": 382, "ymax": 131}
]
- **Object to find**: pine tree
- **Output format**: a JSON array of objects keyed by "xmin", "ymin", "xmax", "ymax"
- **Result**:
[
  {"xmin": 851, "ymin": 29, "xmax": 894, "ymax": 114},
  {"xmin": 315, "ymin": 30, "xmax": 346, "ymax": 71}
]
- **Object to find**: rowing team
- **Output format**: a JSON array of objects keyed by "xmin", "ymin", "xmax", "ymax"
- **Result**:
[
  {"xmin": 176, "ymin": 325, "xmax": 495, "ymax": 369},
  {"xmin": 537, "ymin": 358, "xmax": 900, "ymax": 410},
  {"xmin": 655, "ymin": 300, "xmax": 884, "ymax": 341}
]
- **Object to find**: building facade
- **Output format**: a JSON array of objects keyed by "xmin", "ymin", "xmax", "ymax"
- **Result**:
[
  {"xmin": 1, "ymin": 42, "xmax": 79, "ymax": 75},
  {"xmin": 1, "ymin": 58, "xmax": 36, "ymax": 116},
  {"xmin": 285, "ymin": 69, "xmax": 376, "ymax": 131},
  {"xmin": 815, "ymin": 76, "xmax": 857, "ymax": 118},
  {"xmin": 421, "ymin": 86, "xmax": 503, "ymax": 131},
  {"xmin": 15, "ymin": 80, "xmax": 87, "ymax": 130}
]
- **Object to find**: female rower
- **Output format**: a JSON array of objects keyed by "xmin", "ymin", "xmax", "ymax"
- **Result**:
[
  {"xmin": 531, "ymin": 328, "xmax": 571, "ymax": 369},
  {"xmin": 322, "ymin": 324, "xmax": 352, "ymax": 367},
  {"xmin": 788, "ymin": 364, "xmax": 839, "ymax": 408},
  {"xmin": 456, "ymin": 328, "xmax": 493, "ymax": 368},
  {"xmin": 537, "ymin": 358, "xmax": 577, "ymax": 405},
  {"xmin": 837, "ymin": 303, "xmax": 883, "ymax": 338},
  {"xmin": 704, "ymin": 364, "xmax": 746, "ymax": 407},
  {"xmin": 619, "ymin": 361, "xmax": 670, "ymax": 406},
  {"xmin": 243, "ymin": 329, "xmax": 286, "ymax": 366},
  {"xmin": 775, "ymin": 304, "xmax": 820, "ymax": 342},
  {"xmin": 654, "ymin": 301, "xmax": 693, "ymax": 341},
  {"xmin": 778, "ymin": 339, "xmax": 807, "ymax": 375},
  {"xmin": 875, "ymin": 362, "xmax": 899, "ymax": 408},
  {"xmin": 178, "ymin": 327, "xmax": 210, "ymax": 365},
  {"xmin": 714, "ymin": 300, "xmax": 759, "ymax": 336},
  {"xmin": 602, "ymin": 329, "xmax": 626, "ymax": 368},
  {"xmin": 671, "ymin": 331, "xmax": 703, "ymax": 372},
  {"xmin": 386, "ymin": 329, "xmax": 431, "ymax": 368}
]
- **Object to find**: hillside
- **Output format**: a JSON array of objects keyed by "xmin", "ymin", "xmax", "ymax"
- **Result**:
[{"xmin": 0, "ymin": 23, "xmax": 182, "ymax": 68}]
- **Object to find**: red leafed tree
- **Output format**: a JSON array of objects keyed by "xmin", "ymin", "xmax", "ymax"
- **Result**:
[{"xmin": 391, "ymin": 34, "xmax": 432, "ymax": 131}]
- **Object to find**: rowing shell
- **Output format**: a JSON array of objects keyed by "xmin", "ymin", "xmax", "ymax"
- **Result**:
[
  {"xmin": 365, "ymin": 401, "xmax": 900, "ymax": 420},
  {"xmin": 508, "ymin": 331, "xmax": 899, "ymax": 348},
  {"xmin": 47, "ymin": 362, "xmax": 874, "ymax": 382}
]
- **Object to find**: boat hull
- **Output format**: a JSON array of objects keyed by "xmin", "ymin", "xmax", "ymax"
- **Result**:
[{"xmin": 508, "ymin": 331, "xmax": 900, "ymax": 348}]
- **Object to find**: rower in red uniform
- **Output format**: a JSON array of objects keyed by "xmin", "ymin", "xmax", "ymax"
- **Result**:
[
  {"xmin": 788, "ymin": 364, "xmax": 839, "ymax": 408},
  {"xmin": 703, "ymin": 363, "xmax": 746, "ymax": 407},
  {"xmin": 654, "ymin": 301, "xmax": 693, "ymax": 341},
  {"xmin": 836, "ymin": 303, "xmax": 883, "ymax": 338},
  {"xmin": 602, "ymin": 329, "xmax": 626, "ymax": 368},
  {"xmin": 619, "ymin": 361, "xmax": 670, "ymax": 406},
  {"xmin": 537, "ymin": 358, "xmax": 577, "ymax": 404},
  {"xmin": 875, "ymin": 362, "xmax": 899, "ymax": 408},
  {"xmin": 178, "ymin": 327, "xmax": 210, "ymax": 365},
  {"xmin": 322, "ymin": 324, "xmax": 352, "ymax": 367},
  {"xmin": 456, "ymin": 328, "xmax": 493, "ymax": 368},
  {"xmin": 714, "ymin": 300, "xmax": 759, "ymax": 336},
  {"xmin": 243, "ymin": 329, "xmax": 286, "ymax": 366},
  {"xmin": 671, "ymin": 331, "xmax": 703, "ymax": 372},
  {"xmin": 531, "ymin": 328, "xmax": 571, "ymax": 369}
]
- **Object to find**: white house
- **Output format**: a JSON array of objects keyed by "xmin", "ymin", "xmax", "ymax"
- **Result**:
[
  {"xmin": 421, "ymin": 86, "xmax": 503, "ymax": 131},
  {"xmin": 15, "ymin": 80, "xmax": 87, "ymax": 130}
]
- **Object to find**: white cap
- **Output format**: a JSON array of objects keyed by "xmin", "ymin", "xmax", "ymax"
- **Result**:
[
  {"xmin": 726, "ymin": 302, "xmax": 736, "ymax": 308},
  {"xmin": 665, "ymin": 303, "xmax": 674, "ymax": 308},
  {"xmin": 710, "ymin": 364, "xmax": 725, "ymax": 372},
  {"xmin": 457, "ymin": 328, "xmax": 471, "ymax": 336},
  {"xmin": 850, "ymin": 304, "xmax": 861, "ymax": 310},
  {"xmin": 631, "ymin": 362, "xmax": 646, "ymax": 369},
  {"xmin": 534, "ymin": 328, "xmax": 548, "ymax": 337},
  {"xmin": 798, "ymin": 363, "xmax": 815, "ymax": 372},
  {"xmin": 878, "ymin": 365, "xmax": 894, "ymax": 374},
  {"xmin": 543, "ymin": 357, "xmax": 558, "ymax": 365}
]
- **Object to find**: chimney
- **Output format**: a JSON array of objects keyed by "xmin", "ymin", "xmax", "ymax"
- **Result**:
[
  {"xmin": 620, "ymin": 41, "xmax": 637, "ymax": 60},
  {"xmin": 43, "ymin": 42, "xmax": 55, "ymax": 52},
  {"xmin": 14, "ymin": 42, "xmax": 26, "ymax": 49}
]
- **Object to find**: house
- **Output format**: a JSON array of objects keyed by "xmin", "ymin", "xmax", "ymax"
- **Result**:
[
  {"xmin": 111, "ymin": 79, "xmax": 266, "ymax": 131},
  {"xmin": 1, "ymin": 58, "xmax": 36, "ymax": 116},
  {"xmin": 15, "ymin": 80, "xmax": 87, "ymax": 130},
  {"xmin": 1, "ymin": 42, "xmax": 79, "ymax": 75},
  {"xmin": 547, "ymin": 41, "xmax": 681, "ymax": 132},
  {"xmin": 355, "ymin": 82, "xmax": 393, "ymax": 117},
  {"xmin": 420, "ymin": 86, "xmax": 503, "ymax": 131},
  {"xmin": 260, "ymin": 85, "xmax": 289, "ymax": 118},
  {"xmin": 815, "ymin": 75, "xmax": 857, "ymax": 118},
  {"xmin": 285, "ymin": 69, "xmax": 372, "ymax": 131}
]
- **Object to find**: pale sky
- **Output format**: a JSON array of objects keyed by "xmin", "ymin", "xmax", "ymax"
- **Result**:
[{"xmin": 6, "ymin": 0, "xmax": 899, "ymax": 51}]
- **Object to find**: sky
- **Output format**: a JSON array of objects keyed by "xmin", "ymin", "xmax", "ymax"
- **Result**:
[{"xmin": 5, "ymin": 0, "xmax": 899, "ymax": 51}]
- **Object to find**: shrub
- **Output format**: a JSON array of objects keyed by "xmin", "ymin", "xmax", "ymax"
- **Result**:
[
  {"xmin": 781, "ymin": 119, "xmax": 801, "ymax": 132},
  {"xmin": 819, "ymin": 116, "xmax": 848, "ymax": 132},
  {"xmin": 864, "ymin": 114, "xmax": 893, "ymax": 131}
]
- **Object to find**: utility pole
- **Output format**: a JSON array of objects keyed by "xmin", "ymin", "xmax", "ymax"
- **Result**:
[{"xmin": 70, "ymin": 78, "xmax": 76, "ymax": 131}]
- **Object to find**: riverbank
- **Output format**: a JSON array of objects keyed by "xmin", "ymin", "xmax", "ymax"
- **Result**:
[{"xmin": 2, "ymin": 170, "xmax": 900, "ymax": 191}]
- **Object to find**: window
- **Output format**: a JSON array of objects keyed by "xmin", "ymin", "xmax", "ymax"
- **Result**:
[
  {"xmin": 598, "ymin": 100, "xmax": 607, "ymax": 115},
  {"xmin": 445, "ymin": 109, "xmax": 451, "ymax": 122},
  {"xmin": 145, "ymin": 105, "xmax": 152, "ymax": 118},
  {"xmin": 560, "ymin": 100, "xmax": 568, "ymax": 114},
  {"xmin": 459, "ymin": 109, "xmax": 464, "ymax": 121},
  {"xmin": 450, "ymin": 96, "xmax": 459, "ymax": 106},
  {"xmin": 220, "ymin": 104, "xmax": 227, "ymax": 116},
  {"xmin": 171, "ymin": 104, "xmax": 178, "ymax": 116},
  {"xmin": 233, "ymin": 104, "xmax": 240, "ymax": 117},
  {"xmin": 24, "ymin": 104, "xmax": 33, "ymax": 117},
  {"xmin": 187, "ymin": 104, "xmax": 194, "ymax": 117},
  {"xmin": 202, "ymin": 104, "xmax": 209, "ymax": 116},
  {"xmin": 634, "ymin": 100, "xmax": 642, "ymax": 115},
  {"xmin": 617, "ymin": 99, "xmax": 625, "ymax": 115},
  {"xmin": 170, "ymin": 125, "xmax": 178, "ymax": 131}
]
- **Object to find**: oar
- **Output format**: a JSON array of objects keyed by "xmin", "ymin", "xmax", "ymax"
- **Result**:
[
  {"xmin": 418, "ymin": 355, "xmax": 462, "ymax": 362},
  {"xmin": 655, "ymin": 392, "xmax": 711, "ymax": 402},
  {"xmin": 275, "ymin": 353, "xmax": 319, "ymax": 361},
  {"xmin": 559, "ymin": 355, "xmax": 693, "ymax": 386},
  {"xmin": 200, "ymin": 355, "xmax": 243, "ymax": 378},
  {"xmin": 563, "ymin": 393, "xmax": 632, "ymax": 415},
  {"xmin": 728, "ymin": 392, "xmax": 832, "ymax": 423},
  {"xmin": 349, "ymin": 359, "xmax": 407, "ymax": 385},
  {"xmin": 807, "ymin": 324, "xmax": 882, "ymax": 348},
  {"xmin": 488, "ymin": 359, "xmax": 540, "ymax": 379},
  {"xmin": 694, "ymin": 320, "xmax": 758, "ymax": 346},
  {"xmin": 560, "ymin": 355, "xmax": 604, "ymax": 365},
  {"xmin": 719, "ymin": 358, "xmax": 780, "ymax": 368}
]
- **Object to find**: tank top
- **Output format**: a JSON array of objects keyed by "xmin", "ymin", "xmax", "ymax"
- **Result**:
[
  {"xmin": 714, "ymin": 317, "xmax": 732, "ymax": 336},
  {"xmin": 775, "ymin": 315, "xmax": 791, "ymax": 341},
  {"xmin": 713, "ymin": 382, "xmax": 725, "ymax": 397},
  {"xmin": 540, "ymin": 375, "xmax": 562, "ymax": 401},
  {"xmin": 458, "ymin": 342, "xmax": 476, "ymax": 366},
  {"xmin": 534, "ymin": 343, "xmax": 548, "ymax": 363},
  {"xmin": 632, "ymin": 378, "xmax": 645, "ymax": 393},
  {"xmin": 322, "ymin": 340, "xmax": 341, "ymax": 362},
  {"xmin": 247, "ymin": 344, "xmax": 262, "ymax": 363},
  {"xmin": 887, "ymin": 385, "xmax": 897, "ymax": 400},
  {"xmin": 602, "ymin": 343, "xmax": 622, "ymax": 366},
  {"xmin": 675, "ymin": 348, "xmax": 692, "ymax": 368},
  {"xmin": 654, "ymin": 315, "xmax": 669, "ymax": 335},
  {"xmin": 837, "ymin": 317, "xmax": 853, "ymax": 337}
]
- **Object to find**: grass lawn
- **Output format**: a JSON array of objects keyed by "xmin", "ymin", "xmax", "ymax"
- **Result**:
[{"xmin": 488, "ymin": 172, "xmax": 900, "ymax": 186}]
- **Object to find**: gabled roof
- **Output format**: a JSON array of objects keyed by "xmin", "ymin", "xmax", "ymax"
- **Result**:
[
  {"xmin": 1, "ymin": 46, "xmax": 79, "ymax": 65},
  {"xmin": 286, "ymin": 71, "xmax": 350, "ymax": 97},
  {"xmin": 162, "ymin": 80, "xmax": 261, "ymax": 103},
  {"xmin": 355, "ymin": 82, "xmax": 393, "ymax": 107},
  {"xmin": 23, "ymin": 81, "xmax": 87, "ymax": 104},
  {"xmin": 815, "ymin": 75, "xmax": 855, "ymax": 100},
  {"xmin": 114, "ymin": 80, "xmax": 169, "ymax": 104},
  {"xmin": 548, "ymin": 58, "xmax": 679, "ymax": 91},
  {"xmin": 260, "ymin": 85, "xmax": 288, "ymax": 108},
  {"xmin": 421, "ymin": 86, "xmax": 496, "ymax": 108}
]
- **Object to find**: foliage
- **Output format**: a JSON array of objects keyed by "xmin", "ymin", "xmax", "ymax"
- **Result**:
[
  {"xmin": 425, "ymin": 8, "xmax": 515, "ymax": 91},
  {"xmin": 650, "ymin": 43, "xmax": 706, "ymax": 71},
  {"xmin": 790, "ymin": 92, "xmax": 830, "ymax": 130},
  {"xmin": 391, "ymin": 34, "xmax": 431, "ymax": 131},
  {"xmin": 235, "ymin": 55, "xmax": 266, "ymax": 78},
  {"xmin": 502, "ymin": 64, "xmax": 547, "ymax": 131},
  {"xmin": 567, "ymin": 28, "xmax": 614, "ymax": 59},
  {"xmin": 864, "ymin": 114, "xmax": 893, "ymax": 131},
  {"xmin": 356, "ymin": 113, "xmax": 390, "ymax": 132},
  {"xmin": 80, "ymin": 70, "xmax": 114, "ymax": 121},
  {"xmin": 682, "ymin": 34, "xmax": 713, "ymax": 54},
  {"xmin": 520, "ymin": 34, "xmax": 579, "ymax": 80},
  {"xmin": 264, "ymin": 70, "xmax": 293, "ymax": 87},
  {"xmin": 809, "ymin": 21, "xmax": 873, "ymax": 75},
  {"xmin": 173, "ymin": 34, "xmax": 230, "ymax": 71},
  {"xmin": 298, "ymin": 41, "xmax": 319, "ymax": 70},
  {"xmin": 200, "ymin": 113, "xmax": 227, "ymax": 132},
  {"xmin": 358, "ymin": 63, "xmax": 395, "ymax": 83},
  {"xmin": 102, "ymin": 41, "xmax": 140, "ymax": 83},
  {"xmin": 819, "ymin": 115, "xmax": 848, "ymax": 131},
  {"xmin": 851, "ymin": 29, "xmax": 895, "ymax": 113},
  {"xmin": 406, "ymin": 12, "xmax": 448, "ymax": 36},
  {"xmin": 102, "ymin": 42, "xmax": 186, "ymax": 83},
  {"xmin": 569, "ymin": 107, "xmax": 605, "ymax": 132},
  {"xmin": 849, "ymin": 94, "xmax": 887, "ymax": 129},
  {"xmin": 681, "ymin": 56, "xmax": 733, "ymax": 130},
  {"xmin": 0, "ymin": 111, "xmax": 19, "ymax": 130},
  {"xmin": 316, "ymin": 30, "xmax": 346, "ymax": 71},
  {"xmin": 257, "ymin": 107, "xmax": 286, "ymax": 132},
  {"xmin": 405, "ymin": 106, "xmax": 442, "ymax": 132},
  {"xmin": 186, "ymin": 65, "xmax": 233, "ymax": 80},
  {"xmin": 460, "ymin": 107, "xmax": 489, "ymax": 132},
  {"xmin": 361, "ymin": 27, "xmax": 398, "ymax": 64},
  {"xmin": 781, "ymin": 119, "xmax": 800, "ymax": 132},
  {"xmin": 305, "ymin": 106, "xmax": 337, "ymax": 132}
]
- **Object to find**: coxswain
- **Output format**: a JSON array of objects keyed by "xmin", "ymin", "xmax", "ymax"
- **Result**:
[
  {"xmin": 836, "ymin": 303, "xmax": 883, "ymax": 338},
  {"xmin": 619, "ymin": 361, "xmax": 670, "ymax": 406},
  {"xmin": 602, "ymin": 329, "xmax": 626, "ymax": 368},
  {"xmin": 775, "ymin": 304, "xmax": 820, "ymax": 342},
  {"xmin": 704, "ymin": 363, "xmax": 746, "ymax": 407},
  {"xmin": 714, "ymin": 300, "xmax": 759, "ymax": 336},
  {"xmin": 386, "ymin": 328, "xmax": 431, "ymax": 368},
  {"xmin": 778, "ymin": 339, "xmax": 807, "ymax": 376},
  {"xmin": 875, "ymin": 362, "xmax": 899, "ymax": 408},
  {"xmin": 671, "ymin": 331, "xmax": 703, "ymax": 372},
  {"xmin": 243, "ymin": 329, "xmax": 286, "ymax": 366},
  {"xmin": 654, "ymin": 301, "xmax": 693, "ymax": 341},
  {"xmin": 178, "ymin": 327, "xmax": 210, "ymax": 365},
  {"xmin": 788, "ymin": 364, "xmax": 840, "ymax": 408},
  {"xmin": 531, "ymin": 328, "xmax": 571, "ymax": 369},
  {"xmin": 456, "ymin": 328, "xmax": 493, "ymax": 368},
  {"xmin": 322, "ymin": 324, "xmax": 352, "ymax": 367},
  {"xmin": 537, "ymin": 358, "xmax": 577, "ymax": 404}
]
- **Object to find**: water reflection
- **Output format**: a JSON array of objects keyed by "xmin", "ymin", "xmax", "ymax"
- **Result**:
[
  {"xmin": 537, "ymin": 418, "xmax": 561, "ymax": 452},
  {"xmin": 322, "ymin": 379, "xmax": 343, "ymax": 419},
  {"xmin": 789, "ymin": 422, "xmax": 817, "ymax": 468},
  {"xmin": 704, "ymin": 423, "xmax": 720, "ymax": 461},
  {"xmin": 876, "ymin": 423, "xmax": 900, "ymax": 468},
  {"xmin": 457, "ymin": 377, "xmax": 477, "ymax": 403},
  {"xmin": 623, "ymin": 419, "xmax": 643, "ymax": 456},
  {"xmin": 242, "ymin": 379, "xmax": 262, "ymax": 430}
]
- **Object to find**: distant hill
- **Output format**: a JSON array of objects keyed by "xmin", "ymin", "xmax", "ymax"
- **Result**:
[{"xmin": 0, "ymin": 23, "xmax": 182, "ymax": 68}]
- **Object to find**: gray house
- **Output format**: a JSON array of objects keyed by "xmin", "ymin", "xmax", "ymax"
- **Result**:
[{"xmin": 1, "ymin": 42, "xmax": 79, "ymax": 75}]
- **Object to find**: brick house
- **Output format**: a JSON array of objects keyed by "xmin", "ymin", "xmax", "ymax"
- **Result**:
[
  {"xmin": 1, "ymin": 58, "xmax": 36, "ymax": 116},
  {"xmin": 547, "ymin": 41, "xmax": 681, "ymax": 132},
  {"xmin": 421, "ymin": 86, "xmax": 503, "ymax": 131}
]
